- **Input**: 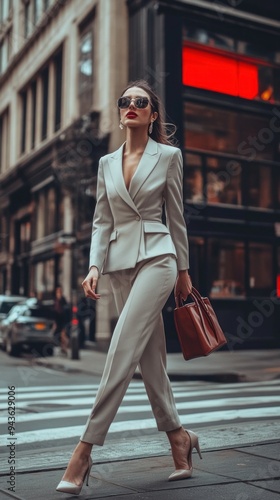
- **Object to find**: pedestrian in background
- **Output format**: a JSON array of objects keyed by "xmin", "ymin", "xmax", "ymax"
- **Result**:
[
  {"xmin": 56, "ymin": 80, "xmax": 201, "ymax": 495},
  {"xmin": 53, "ymin": 286, "xmax": 68, "ymax": 355}
]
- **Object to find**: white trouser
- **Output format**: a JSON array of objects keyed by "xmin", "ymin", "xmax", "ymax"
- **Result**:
[{"xmin": 80, "ymin": 254, "xmax": 181, "ymax": 445}]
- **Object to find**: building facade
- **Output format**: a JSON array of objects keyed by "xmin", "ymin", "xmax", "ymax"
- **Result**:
[
  {"xmin": 0, "ymin": 0, "xmax": 128, "ymax": 345},
  {"xmin": 1, "ymin": 0, "xmax": 280, "ymax": 350},
  {"xmin": 126, "ymin": 0, "xmax": 280, "ymax": 348}
]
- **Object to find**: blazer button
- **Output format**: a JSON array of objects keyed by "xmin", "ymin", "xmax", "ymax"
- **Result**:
[{"xmin": 135, "ymin": 216, "xmax": 141, "ymax": 221}]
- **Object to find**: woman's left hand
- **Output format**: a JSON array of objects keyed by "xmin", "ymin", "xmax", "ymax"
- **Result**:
[{"xmin": 174, "ymin": 270, "xmax": 192, "ymax": 301}]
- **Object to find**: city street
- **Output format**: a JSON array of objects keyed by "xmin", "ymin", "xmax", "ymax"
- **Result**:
[{"xmin": 0, "ymin": 349, "xmax": 280, "ymax": 499}]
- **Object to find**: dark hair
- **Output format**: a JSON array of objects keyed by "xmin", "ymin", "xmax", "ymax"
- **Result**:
[{"xmin": 120, "ymin": 79, "xmax": 177, "ymax": 146}]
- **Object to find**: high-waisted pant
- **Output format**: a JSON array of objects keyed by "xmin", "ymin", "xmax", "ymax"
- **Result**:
[{"xmin": 80, "ymin": 254, "xmax": 182, "ymax": 445}]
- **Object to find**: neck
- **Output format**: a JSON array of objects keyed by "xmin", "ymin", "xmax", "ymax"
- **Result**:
[{"xmin": 124, "ymin": 128, "xmax": 149, "ymax": 154}]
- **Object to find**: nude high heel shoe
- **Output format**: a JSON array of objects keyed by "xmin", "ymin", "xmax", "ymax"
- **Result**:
[
  {"xmin": 56, "ymin": 456, "xmax": 93, "ymax": 495},
  {"xmin": 168, "ymin": 430, "xmax": 202, "ymax": 481}
]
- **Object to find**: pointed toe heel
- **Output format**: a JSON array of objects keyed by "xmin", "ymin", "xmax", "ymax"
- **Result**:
[
  {"xmin": 168, "ymin": 429, "xmax": 202, "ymax": 482},
  {"xmin": 56, "ymin": 456, "xmax": 93, "ymax": 495}
]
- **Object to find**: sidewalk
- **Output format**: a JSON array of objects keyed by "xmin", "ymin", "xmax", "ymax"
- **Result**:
[
  {"xmin": 34, "ymin": 345, "xmax": 280, "ymax": 382},
  {"xmin": 4, "ymin": 439, "xmax": 280, "ymax": 499},
  {"xmin": 1, "ymin": 348, "xmax": 280, "ymax": 499}
]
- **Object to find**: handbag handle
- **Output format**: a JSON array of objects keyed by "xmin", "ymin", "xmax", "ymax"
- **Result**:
[{"xmin": 175, "ymin": 287, "xmax": 217, "ymax": 338}]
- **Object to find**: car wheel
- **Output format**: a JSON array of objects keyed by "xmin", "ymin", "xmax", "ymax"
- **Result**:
[{"xmin": 6, "ymin": 337, "xmax": 20, "ymax": 357}]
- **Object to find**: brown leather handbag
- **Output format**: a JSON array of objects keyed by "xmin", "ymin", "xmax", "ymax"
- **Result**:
[{"xmin": 174, "ymin": 287, "xmax": 227, "ymax": 360}]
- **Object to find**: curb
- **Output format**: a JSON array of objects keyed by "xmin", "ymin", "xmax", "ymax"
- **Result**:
[{"xmin": 34, "ymin": 358, "xmax": 245, "ymax": 383}]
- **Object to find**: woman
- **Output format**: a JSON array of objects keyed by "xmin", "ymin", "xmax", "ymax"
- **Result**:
[{"xmin": 56, "ymin": 80, "xmax": 202, "ymax": 495}]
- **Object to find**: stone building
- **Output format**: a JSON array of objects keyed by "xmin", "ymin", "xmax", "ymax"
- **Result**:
[{"xmin": 0, "ymin": 0, "xmax": 128, "ymax": 346}]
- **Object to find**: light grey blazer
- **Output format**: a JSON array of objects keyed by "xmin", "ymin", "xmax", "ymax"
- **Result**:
[{"xmin": 89, "ymin": 137, "xmax": 189, "ymax": 275}]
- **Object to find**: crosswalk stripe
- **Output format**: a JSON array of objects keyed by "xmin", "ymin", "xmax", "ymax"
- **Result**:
[
  {"xmin": 1, "ymin": 406, "xmax": 280, "ymax": 446},
  {"xmin": 0, "ymin": 395, "xmax": 279, "ymax": 425},
  {"xmin": 1, "ymin": 384, "xmax": 279, "ymax": 408},
  {"xmin": 0, "ymin": 378, "xmax": 279, "ymax": 394},
  {"xmin": 1, "ymin": 380, "xmax": 279, "ymax": 447}
]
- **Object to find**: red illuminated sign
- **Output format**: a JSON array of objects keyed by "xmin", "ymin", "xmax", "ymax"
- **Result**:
[
  {"xmin": 277, "ymin": 275, "xmax": 280, "ymax": 298},
  {"xmin": 182, "ymin": 46, "xmax": 259, "ymax": 99}
]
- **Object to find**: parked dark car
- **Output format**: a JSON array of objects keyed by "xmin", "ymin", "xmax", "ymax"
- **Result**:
[
  {"xmin": 0, "ymin": 295, "xmax": 28, "ymax": 322},
  {"xmin": 0, "ymin": 298, "xmax": 56, "ymax": 357}
]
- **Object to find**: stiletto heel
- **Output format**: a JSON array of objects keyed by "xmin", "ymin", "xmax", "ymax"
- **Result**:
[
  {"xmin": 188, "ymin": 430, "xmax": 203, "ymax": 460},
  {"xmin": 56, "ymin": 456, "xmax": 93, "ymax": 495},
  {"xmin": 168, "ymin": 429, "xmax": 202, "ymax": 481}
]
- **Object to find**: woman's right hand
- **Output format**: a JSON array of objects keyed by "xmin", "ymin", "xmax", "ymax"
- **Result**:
[{"xmin": 81, "ymin": 266, "xmax": 101, "ymax": 300}]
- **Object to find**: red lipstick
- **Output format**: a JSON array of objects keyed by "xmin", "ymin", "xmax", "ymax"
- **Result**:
[{"xmin": 126, "ymin": 112, "xmax": 137, "ymax": 118}]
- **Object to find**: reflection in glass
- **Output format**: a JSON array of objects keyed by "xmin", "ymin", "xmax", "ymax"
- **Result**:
[
  {"xmin": 206, "ymin": 157, "xmax": 242, "ymax": 205},
  {"xmin": 208, "ymin": 239, "xmax": 245, "ymax": 298},
  {"xmin": 184, "ymin": 153, "xmax": 204, "ymax": 203},
  {"xmin": 248, "ymin": 165, "xmax": 272, "ymax": 209},
  {"xmin": 184, "ymin": 102, "xmax": 275, "ymax": 160},
  {"xmin": 249, "ymin": 243, "xmax": 273, "ymax": 290}
]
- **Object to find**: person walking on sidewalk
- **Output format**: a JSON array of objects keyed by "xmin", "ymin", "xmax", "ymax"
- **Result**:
[
  {"xmin": 53, "ymin": 286, "xmax": 69, "ymax": 356},
  {"xmin": 56, "ymin": 80, "xmax": 202, "ymax": 495}
]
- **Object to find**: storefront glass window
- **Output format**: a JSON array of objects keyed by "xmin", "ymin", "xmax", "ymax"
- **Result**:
[
  {"xmin": 184, "ymin": 102, "xmax": 275, "ymax": 160},
  {"xmin": 249, "ymin": 243, "xmax": 273, "ymax": 291},
  {"xmin": 247, "ymin": 165, "xmax": 273, "ymax": 209},
  {"xmin": 183, "ymin": 25, "xmax": 280, "ymax": 64},
  {"xmin": 208, "ymin": 239, "xmax": 245, "ymax": 298},
  {"xmin": 206, "ymin": 157, "xmax": 242, "ymax": 205},
  {"xmin": 184, "ymin": 153, "xmax": 204, "ymax": 203}
]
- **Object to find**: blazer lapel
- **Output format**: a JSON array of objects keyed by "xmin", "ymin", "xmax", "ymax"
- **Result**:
[
  {"xmin": 108, "ymin": 143, "xmax": 140, "ymax": 213},
  {"xmin": 108, "ymin": 137, "xmax": 161, "ymax": 211},
  {"xmin": 129, "ymin": 138, "xmax": 161, "ymax": 200}
]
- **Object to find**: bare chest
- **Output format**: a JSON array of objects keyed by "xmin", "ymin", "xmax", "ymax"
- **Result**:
[{"xmin": 122, "ymin": 153, "xmax": 143, "ymax": 190}]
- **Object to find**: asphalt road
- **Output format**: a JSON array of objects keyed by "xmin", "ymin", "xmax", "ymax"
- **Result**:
[{"xmin": 1, "ymin": 349, "xmax": 280, "ymax": 465}]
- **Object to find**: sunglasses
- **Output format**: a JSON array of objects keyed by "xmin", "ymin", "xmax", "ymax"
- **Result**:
[{"xmin": 117, "ymin": 96, "xmax": 151, "ymax": 109}]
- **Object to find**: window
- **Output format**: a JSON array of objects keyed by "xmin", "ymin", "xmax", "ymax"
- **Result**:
[
  {"xmin": 78, "ymin": 14, "xmax": 94, "ymax": 115},
  {"xmin": 18, "ymin": 220, "xmax": 31, "ymax": 254},
  {"xmin": 24, "ymin": 1, "xmax": 31, "ymax": 38},
  {"xmin": 184, "ymin": 103, "xmax": 276, "ymax": 161},
  {"xmin": 35, "ymin": 190, "xmax": 46, "ymax": 239},
  {"xmin": 43, "ymin": 0, "xmax": 50, "ymax": 11},
  {"xmin": 33, "ymin": 0, "xmax": 40, "ymax": 25},
  {"xmin": 41, "ymin": 66, "xmax": 49, "ymax": 140},
  {"xmin": 183, "ymin": 25, "xmax": 280, "ymax": 64},
  {"xmin": 19, "ymin": 46, "xmax": 64, "ymax": 152},
  {"xmin": 54, "ymin": 49, "xmax": 63, "ymax": 131},
  {"xmin": 45, "ymin": 187, "xmax": 56, "ymax": 235},
  {"xmin": 34, "ymin": 186, "xmax": 58, "ymax": 239},
  {"xmin": 249, "ymin": 243, "xmax": 273, "ymax": 291},
  {"xmin": 0, "ymin": 108, "xmax": 10, "ymax": 172},
  {"xmin": 184, "ymin": 153, "xmax": 204, "ymax": 203},
  {"xmin": 0, "ymin": 38, "xmax": 8, "ymax": 74},
  {"xmin": 0, "ymin": 0, "xmax": 12, "ymax": 23},
  {"xmin": 277, "ymin": 247, "xmax": 280, "ymax": 298},
  {"xmin": 208, "ymin": 239, "xmax": 245, "ymax": 298},
  {"xmin": 206, "ymin": 157, "xmax": 242, "ymax": 206},
  {"xmin": 183, "ymin": 25, "xmax": 280, "ymax": 103},
  {"xmin": 20, "ymin": 90, "xmax": 27, "ymax": 153},
  {"xmin": 31, "ymin": 80, "xmax": 37, "ymax": 148},
  {"xmin": 33, "ymin": 259, "xmax": 55, "ymax": 294},
  {"xmin": 0, "ymin": 214, "xmax": 9, "ymax": 252},
  {"xmin": 247, "ymin": 164, "xmax": 273, "ymax": 209}
]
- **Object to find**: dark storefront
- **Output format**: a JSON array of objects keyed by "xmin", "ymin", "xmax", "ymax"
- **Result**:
[{"xmin": 127, "ymin": 0, "xmax": 280, "ymax": 349}]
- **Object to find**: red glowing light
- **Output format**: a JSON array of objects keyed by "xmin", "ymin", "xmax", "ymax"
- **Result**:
[
  {"xmin": 277, "ymin": 275, "xmax": 280, "ymax": 298},
  {"xmin": 182, "ymin": 46, "xmax": 259, "ymax": 100}
]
